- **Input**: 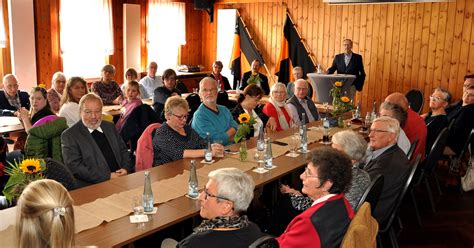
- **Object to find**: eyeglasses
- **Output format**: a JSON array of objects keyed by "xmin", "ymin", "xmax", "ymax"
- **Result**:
[
  {"xmin": 463, "ymin": 83, "xmax": 473, "ymax": 88},
  {"xmin": 201, "ymin": 88, "xmax": 217, "ymax": 93},
  {"xmin": 172, "ymin": 113, "xmax": 189, "ymax": 120},
  {"xmin": 429, "ymin": 95, "xmax": 443, "ymax": 102},
  {"xmin": 369, "ymin": 128, "xmax": 390, "ymax": 134},
  {"xmin": 304, "ymin": 167, "xmax": 319, "ymax": 178},
  {"xmin": 202, "ymin": 188, "xmax": 232, "ymax": 202}
]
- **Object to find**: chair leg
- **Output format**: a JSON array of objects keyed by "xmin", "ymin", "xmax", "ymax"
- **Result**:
[
  {"xmin": 389, "ymin": 227, "xmax": 399, "ymax": 248},
  {"xmin": 410, "ymin": 189, "xmax": 422, "ymax": 226},
  {"xmin": 424, "ymin": 178, "xmax": 436, "ymax": 213},
  {"xmin": 434, "ymin": 172, "xmax": 442, "ymax": 196},
  {"xmin": 396, "ymin": 215, "xmax": 403, "ymax": 231},
  {"xmin": 377, "ymin": 234, "xmax": 384, "ymax": 248}
]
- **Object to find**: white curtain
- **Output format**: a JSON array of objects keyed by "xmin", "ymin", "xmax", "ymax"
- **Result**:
[
  {"xmin": 60, "ymin": 0, "xmax": 114, "ymax": 77},
  {"xmin": 0, "ymin": 0, "xmax": 6, "ymax": 48},
  {"xmin": 147, "ymin": 0, "xmax": 186, "ymax": 74}
]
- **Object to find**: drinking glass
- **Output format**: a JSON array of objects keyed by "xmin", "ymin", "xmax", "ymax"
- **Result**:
[
  {"xmin": 212, "ymin": 140, "xmax": 224, "ymax": 157},
  {"xmin": 132, "ymin": 196, "xmax": 144, "ymax": 216},
  {"xmin": 254, "ymin": 150, "xmax": 266, "ymax": 173},
  {"xmin": 289, "ymin": 134, "xmax": 300, "ymax": 156}
]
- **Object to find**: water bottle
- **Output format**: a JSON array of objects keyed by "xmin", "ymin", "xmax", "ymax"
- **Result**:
[
  {"xmin": 256, "ymin": 124, "xmax": 265, "ymax": 151},
  {"xmin": 264, "ymin": 138, "xmax": 273, "ymax": 169},
  {"xmin": 204, "ymin": 132, "xmax": 212, "ymax": 162},
  {"xmin": 353, "ymin": 102, "xmax": 361, "ymax": 120},
  {"xmin": 188, "ymin": 160, "xmax": 199, "ymax": 199},
  {"xmin": 370, "ymin": 101, "xmax": 377, "ymax": 122},
  {"xmin": 317, "ymin": 64, "xmax": 322, "ymax": 73},
  {"xmin": 143, "ymin": 171, "xmax": 154, "ymax": 212},
  {"xmin": 300, "ymin": 113, "xmax": 308, "ymax": 153}
]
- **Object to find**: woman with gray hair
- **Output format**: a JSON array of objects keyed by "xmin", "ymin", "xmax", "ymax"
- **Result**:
[
  {"xmin": 281, "ymin": 130, "xmax": 370, "ymax": 211},
  {"xmin": 47, "ymin": 71, "xmax": 66, "ymax": 113},
  {"xmin": 422, "ymin": 87, "xmax": 450, "ymax": 154},
  {"xmin": 177, "ymin": 167, "xmax": 264, "ymax": 247},
  {"xmin": 91, "ymin": 64, "xmax": 123, "ymax": 105},
  {"xmin": 262, "ymin": 82, "xmax": 295, "ymax": 131}
]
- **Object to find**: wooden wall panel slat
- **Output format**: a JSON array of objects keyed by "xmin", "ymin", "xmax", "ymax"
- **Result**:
[
  {"xmin": 466, "ymin": 0, "xmax": 474, "ymax": 76},
  {"xmin": 450, "ymin": 0, "xmax": 465, "ymax": 98},
  {"xmin": 458, "ymin": 0, "xmax": 473, "ymax": 91},
  {"xmin": 411, "ymin": 4, "xmax": 424, "ymax": 92}
]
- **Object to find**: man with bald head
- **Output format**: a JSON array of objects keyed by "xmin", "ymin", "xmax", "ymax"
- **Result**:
[
  {"xmin": 0, "ymin": 74, "xmax": 30, "ymax": 116},
  {"xmin": 139, "ymin": 61, "xmax": 163, "ymax": 99},
  {"xmin": 385, "ymin": 92, "xmax": 427, "ymax": 159},
  {"xmin": 287, "ymin": 79, "xmax": 320, "ymax": 125},
  {"xmin": 192, "ymin": 77, "xmax": 238, "ymax": 145}
]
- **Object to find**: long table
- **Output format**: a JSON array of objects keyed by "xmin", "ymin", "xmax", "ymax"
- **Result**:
[{"xmin": 71, "ymin": 120, "xmax": 350, "ymax": 247}]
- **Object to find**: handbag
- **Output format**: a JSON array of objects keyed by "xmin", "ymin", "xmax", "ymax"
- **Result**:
[{"xmin": 461, "ymin": 157, "xmax": 474, "ymax": 192}]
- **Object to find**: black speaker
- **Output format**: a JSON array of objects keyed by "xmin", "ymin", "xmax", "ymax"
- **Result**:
[{"xmin": 194, "ymin": 0, "xmax": 212, "ymax": 10}]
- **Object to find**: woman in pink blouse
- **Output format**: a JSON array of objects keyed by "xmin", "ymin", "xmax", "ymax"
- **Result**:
[
  {"xmin": 262, "ymin": 83, "xmax": 294, "ymax": 131},
  {"xmin": 115, "ymin": 81, "xmax": 143, "ymax": 131}
]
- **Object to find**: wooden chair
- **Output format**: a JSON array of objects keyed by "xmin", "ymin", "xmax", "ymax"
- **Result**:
[{"xmin": 341, "ymin": 202, "xmax": 379, "ymax": 248}]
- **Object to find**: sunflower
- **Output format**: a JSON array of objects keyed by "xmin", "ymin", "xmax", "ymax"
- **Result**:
[
  {"xmin": 334, "ymin": 81, "xmax": 343, "ymax": 87},
  {"xmin": 19, "ymin": 159, "xmax": 42, "ymax": 174},
  {"xmin": 238, "ymin": 113, "xmax": 251, "ymax": 124},
  {"xmin": 341, "ymin": 96, "xmax": 350, "ymax": 103},
  {"xmin": 38, "ymin": 83, "xmax": 47, "ymax": 89}
]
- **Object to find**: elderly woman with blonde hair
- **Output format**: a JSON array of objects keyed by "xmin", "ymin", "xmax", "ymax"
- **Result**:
[
  {"xmin": 262, "ymin": 82, "xmax": 294, "ymax": 131},
  {"xmin": 16, "ymin": 179, "xmax": 75, "ymax": 248}
]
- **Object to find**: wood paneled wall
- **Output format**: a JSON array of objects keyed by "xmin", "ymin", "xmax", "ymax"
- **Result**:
[{"xmin": 205, "ymin": 0, "xmax": 474, "ymax": 113}]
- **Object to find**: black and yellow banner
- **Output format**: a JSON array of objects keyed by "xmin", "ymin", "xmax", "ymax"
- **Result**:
[{"xmin": 275, "ymin": 13, "xmax": 316, "ymax": 85}]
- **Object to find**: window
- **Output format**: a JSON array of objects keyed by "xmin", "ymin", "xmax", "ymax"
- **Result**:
[
  {"xmin": 147, "ymin": 0, "xmax": 185, "ymax": 73},
  {"xmin": 0, "ymin": 0, "xmax": 6, "ymax": 48},
  {"xmin": 60, "ymin": 0, "xmax": 114, "ymax": 78},
  {"xmin": 216, "ymin": 9, "xmax": 237, "ymax": 84}
]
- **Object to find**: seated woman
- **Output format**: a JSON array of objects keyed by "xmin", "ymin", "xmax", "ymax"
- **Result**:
[
  {"xmin": 422, "ymin": 88, "xmax": 450, "ymax": 154},
  {"xmin": 152, "ymin": 96, "xmax": 223, "ymax": 166},
  {"xmin": 17, "ymin": 87, "xmax": 55, "ymax": 132},
  {"xmin": 47, "ymin": 71, "xmax": 66, "ymax": 113},
  {"xmin": 231, "ymin": 84, "xmax": 276, "ymax": 137},
  {"xmin": 281, "ymin": 130, "xmax": 370, "ymax": 211},
  {"xmin": 177, "ymin": 168, "xmax": 264, "ymax": 247},
  {"xmin": 91, "ymin": 64, "xmax": 123, "ymax": 105},
  {"xmin": 59, "ymin": 77, "xmax": 88, "ymax": 127},
  {"xmin": 277, "ymin": 147, "xmax": 353, "ymax": 248},
  {"xmin": 209, "ymin": 61, "xmax": 231, "ymax": 91},
  {"xmin": 263, "ymin": 83, "xmax": 294, "ymax": 131},
  {"xmin": 153, "ymin": 69, "xmax": 181, "ymax": 122},
  {"xmin": 115, "ymin": 80, "xmax": 143, "ymax": 131},
  {"xmin": 16, "ymin": 179, "xmax": 75, "ymax": 248}
]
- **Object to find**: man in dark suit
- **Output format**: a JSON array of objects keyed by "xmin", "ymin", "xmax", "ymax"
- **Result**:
[
  {"xmin": 240, "ymin": 59, "xmax": 270, "ymax": 95},
  {"xmin": 327, "ymin": 39, "xmax": 366, "ymax": 92},
  {"xmin": 61, "ymin": 93, "xmax": 131, "ymax": 188},
  {"xmin": 363, "ymin": 116, "xmax": 410, "ymax": 225},
  {"xmin": 0, "ymin": 74, "xmax": 30, "ymax": 116}
]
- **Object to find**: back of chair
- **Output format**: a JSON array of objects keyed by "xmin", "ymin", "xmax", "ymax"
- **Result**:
[
  {"xmin": 407, "ymin": 138, "xmax": 419, "ymax": 161},
  {"xmin": 380, "ymin": 154, "xmax": 421, "ymax": 232},
  {"xmin": 186, "ymin": 93, "xmax": 201, "ymax": 124},
  {"xmin": 135, "ymin": 123, "xmax": 161, "ymax": 172},
  {"xmin": 356, "ymin": 174, "xmax": 384, "ymax": 213},
  {"xmin": 406, "ymin": 89, "xmax": 424, "ymax": 113},
  {"xmin": 425, "ymin": 127, "xmax": 449, "ymax": 174},
  {"xmin": 248, "ymin": 234, "xmax": 278, "ymax": 248},
  {"xmin": 340, "ymin": 202, "xmax": 379, "ymax": 248},
  {"xmin": 120, "ymin": 104, "xmax": 160, "ymax": 152},
  {"xmin": 44, "ymin": 158, "xmax": 77, "ymax": 190}
]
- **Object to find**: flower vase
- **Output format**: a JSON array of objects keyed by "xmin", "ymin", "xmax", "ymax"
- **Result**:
[
  {"xmin": 337, "ymin": 115, "xmax": 345, "ymax": 128},
  {"xmin": 239, "ymin": 138, "xmax": 248, "ymax": 162}
]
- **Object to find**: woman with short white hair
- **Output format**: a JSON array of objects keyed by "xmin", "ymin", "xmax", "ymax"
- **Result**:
[
  {"xmin": 263, "ymin": 82, "xmax": 294, "ymax": 131},
  {"xmin": 47, "ymin": 72, "xmax": 66, "ymax": 113}
]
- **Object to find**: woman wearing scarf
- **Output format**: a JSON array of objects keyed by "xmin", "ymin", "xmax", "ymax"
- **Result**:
[
  {"xmin": 177, "ymin": 168, "xmax": 264, "ymax": 247},
  {"xmin": 263, "ymin": 83, "xmax": 295, "ymax": 131}
]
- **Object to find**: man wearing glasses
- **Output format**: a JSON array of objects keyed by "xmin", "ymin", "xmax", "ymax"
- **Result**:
[
  {"xmin": 192, "ymin": 77, "xmax": 238, "ymax": 145},
  {"xmin": 363, "ymin": 116, "xmax": 410, "ymax": 224},
  {"xmin": 287, "ymin": 79, "xmax": 320, "ymax": 125},
  {"xmin": 177, "ymin": 168, "xmax": 264, "ymax": 247},
  {"xmin": 0, "ymin": 74, "xmax": 30, "ymax": 116},
  {"xmin": 446, "ymin": 74, "xmax": 474, "ymax": 121}
]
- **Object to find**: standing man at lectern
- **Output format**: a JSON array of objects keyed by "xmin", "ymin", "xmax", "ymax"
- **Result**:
[{"xmin": 327, "ymin": 39, "xmax": 366, "ymax": 93}]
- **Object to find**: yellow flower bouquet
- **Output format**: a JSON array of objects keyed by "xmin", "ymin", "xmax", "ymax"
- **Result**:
[
  {"xmin": 234, "ymin": 113, "xmax": 256, "ymax": 143},
  {"xmin": 3, "ymin": 157, "xmax": 46, "ymax": 204},
  {"xmin": 329, "ymin": 81, "xmax": 353, "ymax": 127}
]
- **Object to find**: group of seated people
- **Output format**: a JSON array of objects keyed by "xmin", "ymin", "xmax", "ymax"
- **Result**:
[{"xmin": 1, "ymin": 60, "xmax": 473, "ymax": 247}]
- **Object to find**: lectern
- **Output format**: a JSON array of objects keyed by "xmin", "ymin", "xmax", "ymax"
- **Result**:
[{"xmin": 307, "ymin": 73, "xmax": 356, "ymax": 103}]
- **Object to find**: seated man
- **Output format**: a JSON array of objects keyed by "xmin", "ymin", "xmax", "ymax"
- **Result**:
[
  {"xmin": 446, "ymin": 74, "xmax": 473, "ymax": 121},
  {"xmin": 239, "ymin": 59, "xmax": 270, "ymax": 95},
  {"xmin": 139, "ymin": 61, "xmax": 163, "ymax": 99},
  {"xmin": 0, "ymin": 74, "xmax": 30, "ymax": 116},
  {"xmin": 385, "ymin": 92, "xmax": 427, "ymax": 159},
  {"xmin": 363, "ymin": 116, "xmax": 410, "ymax": 225},
  {"xmin": 178, "ymin": 168, "xmax": 264, "ymax": 247},
  {"xmin": 286, "ymin": 66, "xmax": 313, "ymax": 99},
  {"xmin": 379, "ymin": 101, "xmax": 411, "ymax": 155},
  {"xmin": 61, "ymin": 93, "xmax": 131, "ymax": 188},
  {"xmin": 287, "ymin": 79, "xmax": 320, "ymax": 125},
  {"xmin": 192, "ymin": 77, "xmax": 238, "ymax": 145},
  {"xmin": 444, "ymin": 85, "xmax": 474, "ymax": 156}
]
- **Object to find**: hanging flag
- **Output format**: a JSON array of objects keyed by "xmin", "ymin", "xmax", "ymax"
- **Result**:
[
  {"xmin": 275, "ymin": 13, "xmax": 316, "ymax": 85},
  {"xmin": 229, "ymin": 15, "xmax": 265, "ymax": 89}
]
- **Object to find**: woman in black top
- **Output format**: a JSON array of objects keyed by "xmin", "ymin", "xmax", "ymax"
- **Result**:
[
  {"xmin": 153, "ymin": 69, "xmax": 181, "ymax": 122},
  {"xmin": 230, "ymin": 84, "xmax": 276, "ymax": 139},
  {"xmin": 152, "ymin": 96, "xmax": 224, "ymax": 166},
  {"xmin": 423, "ymin": 88, "xmax": 450, "ymax": 154},
  {"xmin": 209, "ymin": 61, "xmax": 231, "ymax": 91},
  {"xmin": 17, "ymin": 87, "xmax": 54, "ymax": 132}
]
